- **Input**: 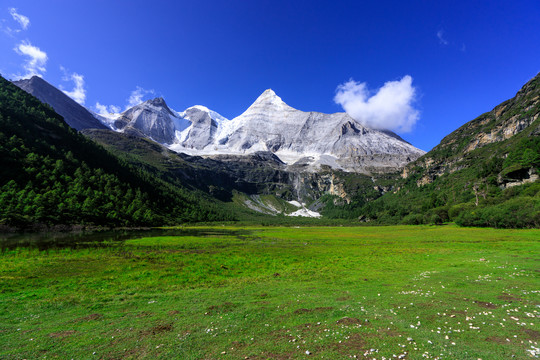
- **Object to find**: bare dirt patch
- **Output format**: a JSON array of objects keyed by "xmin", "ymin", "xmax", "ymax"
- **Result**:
[
  {"xmin": 293, "ymin": 307, "xmax": 333, "ymax": 315},
  {"xmin": 49, "ymin": 330, "xmax": 76, "ymax": 338},
  {"xmin": 141, "ymin": 323, "xmax": 174, "ymax": 336},
  {"xmin": 136, "ymin": 311, "xmax": 153, "ymax": 318},
  {"xmin": 333, "ymin": 333, "xmax": 368, "ymax": 355},
  {"xmin": 474, "ymin": 300, "xmax": 498, "ymax": 309},
  {"xmin": 249, "ymin": 352, "xmax": 295, "ymax": 360},
  {"xmin": 336, "ymin": 317, "xmax": 362, "ymax": 326},
  {"xmin": 523, "ymin": 328, "xmax": 540, "ymax": 340},
  {"xmin": 498, "ymin": 292, "xmax": 523, "ymax": 302},
  {"xmin": 486, "ymin": 336, "xmax": 508, "ymax": 344},
  {"xmin": 206, "ymin": 302, "xmax": 238, "ymax": 315},
  {"xmin": 254, "ymin": 300, "xmax": 270, "ymax": 305},
  {"xmin": 374, "ymin": 327, "xmax": 400, "ymax": 338},
  {"xmin": 74, "ymin": 313, "xmax": 103, "ymax": 322}
]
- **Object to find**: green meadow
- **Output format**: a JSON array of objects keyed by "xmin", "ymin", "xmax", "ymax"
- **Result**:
[{"xmin": 0, "ymin": 225, "xmax": 539, "ymax": 359}]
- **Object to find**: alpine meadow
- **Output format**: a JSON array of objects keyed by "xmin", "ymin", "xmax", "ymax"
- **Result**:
[{"xmin": 0, "ymin": 2, "xmax": 539, "ymax": 359}]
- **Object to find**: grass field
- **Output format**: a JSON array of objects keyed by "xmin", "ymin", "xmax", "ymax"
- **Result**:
[{"xmin": 1, "ymin": 225, "xmax": 539, "ymax": 359}]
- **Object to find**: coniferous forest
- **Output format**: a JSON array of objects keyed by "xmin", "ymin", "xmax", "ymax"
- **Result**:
[{"xmin": 0, "ymin": 76, "xmax": 234, "ymax": 228}]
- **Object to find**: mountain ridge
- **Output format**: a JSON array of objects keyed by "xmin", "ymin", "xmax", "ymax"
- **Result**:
[
  {"xmin": 11, "ymin": 76, "xmax": 425, "ymax": 174},
  {"xmin": 12, "ymin": 76, "xmax": 107, "ymax": 131},
  {"xmin": 109, "ymin": 88, "xmax": 425, "ymax": 173},
  {"xmin": 404, "ymin": 72, "xmax": 540, "ymax": 186}
]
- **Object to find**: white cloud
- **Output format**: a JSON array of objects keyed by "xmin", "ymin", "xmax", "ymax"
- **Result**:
[
  {"xmin": 94, "ymin": 102, "xmax": 108, "ymax": 115},
  {"xmin": 94, "ymin": 86, "xmax": 154, "ymax": 117},
  {"xmin": 60, "ymin": 67, "xmax": 86, "ymax": 105},
  {"xmin": 437, "ymin": 29, "xmax": 448, "ymax": 45},
  {"xmin": 126, "ymin": 86, "xmax": 155, "ymax": 109},
  {"xmin": 1, "ymin": 20, "xmax": 18, "ymax": 37},
  {"xmin": 95, "ymin": 102, "xmax": 121, "ymax": 115},
  {"xmin": 334, "ymin": 75, "xmax": 419, "ymax": 133},
  {"xmin": 13, "ymin": 40, "xmax": 47, "ymax": 79},
  {"xmin": 9, "ymin": 8, "xmax": 30, "ymax": 30}
]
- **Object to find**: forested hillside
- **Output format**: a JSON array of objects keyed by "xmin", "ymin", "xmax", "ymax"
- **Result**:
[
  {"xmin": 323, "ymin": 74, "xmax": 540, "ymax": 228},
  {"xmin": 0, "ymin": 75, "xmax": 233, "ymax": 228}
]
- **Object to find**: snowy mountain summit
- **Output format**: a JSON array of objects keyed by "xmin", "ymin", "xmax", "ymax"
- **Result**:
[
  {"xmin": 107, "ymin": 97, "xmax": 188, "ymax": 144},
  {"xmin": 99, "ymin": 89, "xmax": 425, "ymax": 173}
]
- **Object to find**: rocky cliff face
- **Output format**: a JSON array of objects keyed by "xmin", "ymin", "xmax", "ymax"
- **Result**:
[
  {"xmin": 13, "ymin": 76, "xmax": 107, "ymax": 131},
  {"xmin": 438, "ymin": 75, "xmax": 539, "ymax": 155}
]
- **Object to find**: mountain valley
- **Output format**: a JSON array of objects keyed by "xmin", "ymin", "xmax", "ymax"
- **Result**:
[{"xmin": 3, "ymin": 73, "xmax": 539, "ymax": 227}]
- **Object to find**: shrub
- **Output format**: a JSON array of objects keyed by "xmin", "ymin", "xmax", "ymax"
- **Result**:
[
  {"xmin": 456, "ymin": 196, "xmax": 539, "ymax": 228},
  {"xmin": 401, "ymin": 213, "xmax": 424, "ymax": 225},
  {"xmin": 448, "ymin": 202, "xmax": 475, "ymax": 220}
]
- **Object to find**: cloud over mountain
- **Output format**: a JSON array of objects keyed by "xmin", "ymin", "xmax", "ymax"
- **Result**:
[
  {"xmin": 334, "ymin": 75, "xmax": 419, "ymax": 133},
  {"xmin": 14, "ymin": 41, "xmax": 47, "ymax": 79},
  {"xmin": 127, "ymin": 86, "xmax": 155, "ymax": 109},
  {"xmin": 60, "ymin": 66, "xmax": 86, "ymax": 105}
]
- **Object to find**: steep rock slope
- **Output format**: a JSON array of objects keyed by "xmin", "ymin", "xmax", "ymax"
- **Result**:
[{"xmin": 12, "ymin": 76, "xmax": 107, "ymax": 131}]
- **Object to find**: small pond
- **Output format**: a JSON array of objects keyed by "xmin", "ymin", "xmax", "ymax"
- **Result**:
[{"xmin": 0, "ymin": 227, "xmax": 251, "ymax": 251}]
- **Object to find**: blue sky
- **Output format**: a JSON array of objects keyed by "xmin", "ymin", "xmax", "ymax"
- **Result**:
[{"xmin": 1, "ymin": 0, "xmax": 539, "ymax": 151}]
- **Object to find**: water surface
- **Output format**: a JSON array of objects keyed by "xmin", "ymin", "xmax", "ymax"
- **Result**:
[{"xmin": 0, "ymin": 227, "xmax": 251, "ymax": 251}]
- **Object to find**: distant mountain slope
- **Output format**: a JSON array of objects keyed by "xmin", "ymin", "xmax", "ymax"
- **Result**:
[
  {"xmin": 329, "ymin": 73, "xmax": 540, "ymax": 227},
  {"xmin": 85, "ymin": 125, "xmax": 408, "ymax": 221},
  {"xmin": 0, "ymin": 75, "xmax": 232, "ymax": 228},
  {"xmin": 13, "ymin": 76, "xmax": 107, "ymax": 131}
]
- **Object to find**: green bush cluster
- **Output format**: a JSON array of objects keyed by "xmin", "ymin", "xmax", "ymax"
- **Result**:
[{"xmin": 455, "ymin": 187, "xmax": 540, "ymax": 228}]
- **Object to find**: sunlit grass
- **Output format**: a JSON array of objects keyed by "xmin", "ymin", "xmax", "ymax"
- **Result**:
[{"xmin": 0, "ymin": 225, "xmax": 538, "ymax": 359}]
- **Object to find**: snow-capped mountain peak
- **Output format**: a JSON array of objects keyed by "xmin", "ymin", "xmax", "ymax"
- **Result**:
[
  {"xmin": 136, "ymin": 97, "xmax": 173, "ymax": 114},
  {"xmin": 254, "ymin": 89, "xmax": 284, "ymax": 105},
  {"xmin": 111, "ymin": 97, "xmax": 189, "ymax": 144},
  {"xmin": 242, "ymin": 89, "xmax": 292, "ymax": 115},
  {"xmin": 93, "ymin": 89, "xmax": 425, "ymax": 173},
  {"xmin": 183, "ymin": 105, "xmax": 229, "ymax": 126}
]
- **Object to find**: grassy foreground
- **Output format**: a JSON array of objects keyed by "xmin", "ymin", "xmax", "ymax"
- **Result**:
[{"xmin": 0, "ymin": 225, "xmax": 539, "ymax": 359}]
